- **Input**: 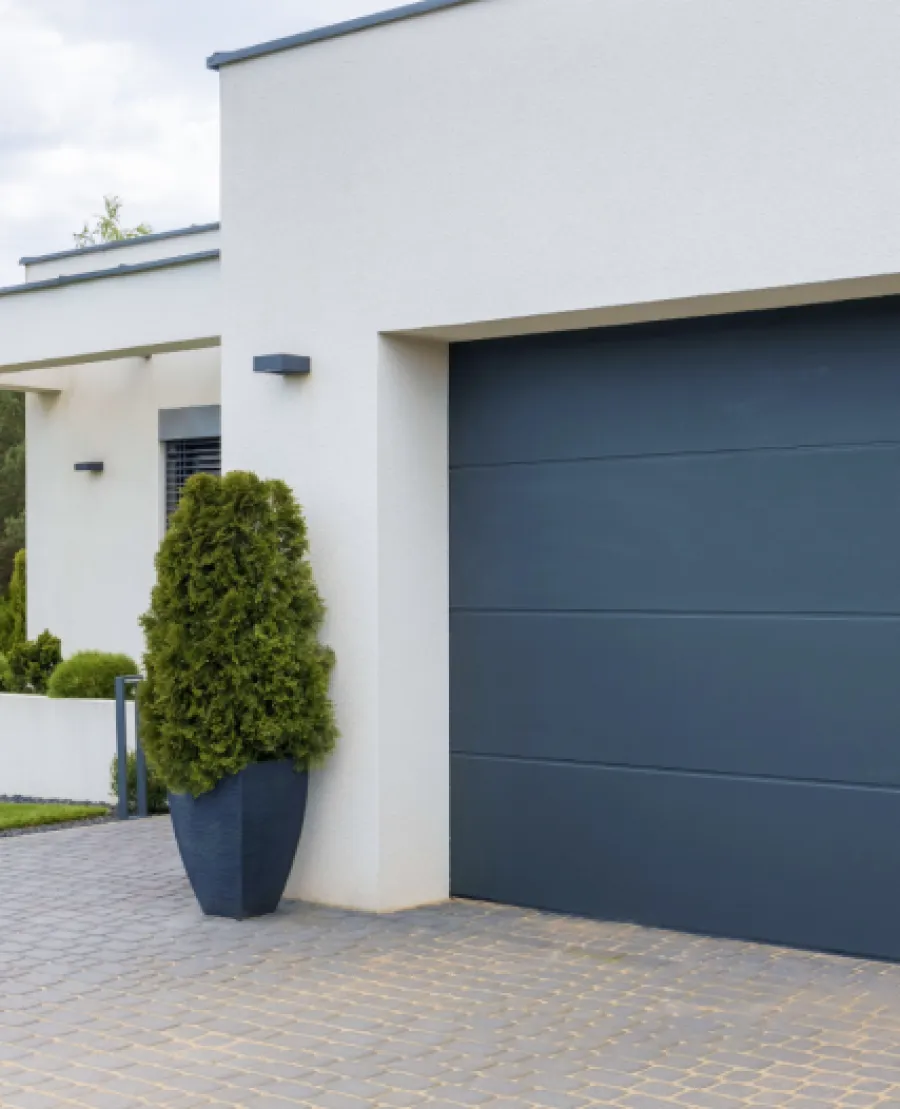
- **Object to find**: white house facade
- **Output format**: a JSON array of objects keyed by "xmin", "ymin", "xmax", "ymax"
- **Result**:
[
  {"xmin": 5, "ymin": 0, "xmax": 900, "ymax": 959},
  {"xmin": 1, "ymin": 225, "xmax": 221, "ymax": 662}
]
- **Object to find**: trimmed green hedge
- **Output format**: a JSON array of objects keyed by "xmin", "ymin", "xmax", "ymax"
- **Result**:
[
  {"xmin": 138, "ymin": 471, "xmax": 338, "ymax": 797},
  {"xmin": 47, "ymin": 651, "xmax": 139, "ymax": 700}
]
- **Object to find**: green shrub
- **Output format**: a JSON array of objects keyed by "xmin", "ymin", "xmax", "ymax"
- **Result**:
[
  {"xmin": 138, "ymin": 471, "xmax": 337, "ymax": 797},
  {"xmin": 7, "ymin": 630, "xmax": 62, "ymax": 694},
  {"xmin": 109, "ymin": 751, "xmax": 169, "ymax": 814},
  {"xmin": 47, "ymin": 651, "xmax": 139, "ymax": 700},
  {"xmin": 0, "ymin": 652, "xmax": 11, "ymax": 693}
]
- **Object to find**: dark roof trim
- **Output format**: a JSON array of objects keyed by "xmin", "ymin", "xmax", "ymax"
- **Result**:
[
  {"xmin": 207, "ymin": 0, "xmax": 483, "ymax": 70},
  {"xmin": 20, "ymin": 222, "xmax": 220, "ymax": 267},
  {"xmin": 0, "ymin": 250, "xmax": 219, "ymax": 299}
]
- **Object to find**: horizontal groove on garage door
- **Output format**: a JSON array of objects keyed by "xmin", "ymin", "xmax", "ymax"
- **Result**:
[
  {"xmin": 453, "ymin": 752, "xmax": 900, "ymax": 794},
  {"xmin": 451, "ymin": 608, "xmax": 900, "ymax": 618},
  {"xmin": 450, "ymin": 437, "xmax": 900, "ymax": 470}
]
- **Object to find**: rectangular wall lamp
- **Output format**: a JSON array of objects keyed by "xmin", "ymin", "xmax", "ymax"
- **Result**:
[
  {"xmin": 74, "ymin": 461, "xmax": 104, "ymax": 473},
  {"xmin": 253, "ymin": 354, "xmax": 311, "ymax": 375}
]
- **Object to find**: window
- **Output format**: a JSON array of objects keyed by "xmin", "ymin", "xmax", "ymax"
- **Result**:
[{"xmin": 165, "ymin": 436, "xmax": 221, "ymax": 525}]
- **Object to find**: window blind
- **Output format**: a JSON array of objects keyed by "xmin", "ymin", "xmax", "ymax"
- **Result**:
[{"xmin": 165, "ymin": 437, "xmax": 221, "ymax": 525}]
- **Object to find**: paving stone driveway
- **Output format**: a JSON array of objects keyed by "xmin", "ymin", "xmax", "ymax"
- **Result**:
[{"xmin": 2, "ymin": 820, "xmax": 900, "ymax": 1108}]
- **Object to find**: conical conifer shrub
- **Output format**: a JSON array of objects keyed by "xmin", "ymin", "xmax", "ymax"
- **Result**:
[{"xmin": 138, "ymin": 471, "xmax": 337, "ymax": 796}]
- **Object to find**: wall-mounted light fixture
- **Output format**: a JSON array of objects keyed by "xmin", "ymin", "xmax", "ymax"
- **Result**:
[
  {"xmin": 74, "ymin": 461, "xmax": 104, "ymax": 473},
  {"xmin": 253, "ymin": 354, "xmax": 311, "ymax": 376}
]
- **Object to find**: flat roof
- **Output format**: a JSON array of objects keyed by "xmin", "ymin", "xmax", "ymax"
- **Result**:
[
  {"xmin": 20, "ymin": 222, "xmax": 220, "ymax": 267},
  {"xmin": 0, "ymin": 250, "xmax": 219, "ymax": 299},
  {"xmin": 207, "ymin": 0, "xmax": 482, "ymax": 70}
]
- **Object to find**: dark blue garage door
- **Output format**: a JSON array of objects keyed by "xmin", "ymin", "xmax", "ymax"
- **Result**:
[{"xmin": 450, "ymin": 297, "xmax": 900, "ymax": 960}]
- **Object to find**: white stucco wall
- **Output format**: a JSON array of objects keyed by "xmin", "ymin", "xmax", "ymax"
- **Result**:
[
  {"xmin": 24, "ymin": 348, "xmax": 220, "ymax": 663},
  {"xmin": 217, "ymin": 0, "xmax": 900, "ymax": 910},
  {"xmin": 0, "ymin": 694, "xmax": 135, "ymax": 804},
  {"xmin": 0, "ymin": 253, "xmax": 220, "ymax": 373}
]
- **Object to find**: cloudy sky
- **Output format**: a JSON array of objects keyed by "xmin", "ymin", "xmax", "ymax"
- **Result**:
[{"xmin": 0, "ymin": 0, "xmax": 383, "ymax": 284}]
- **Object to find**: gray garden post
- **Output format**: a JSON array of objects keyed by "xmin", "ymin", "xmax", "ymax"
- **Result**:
[
  {"xmin": 135, "ymin": 695, "xmax": 148, "ymax": 819},
  {"xmin": 115, "ymin": 676, "xmax": 129, "ymax": 820},
  {"xmin": 115, "ymin": 675, "xmax": 147, "ymax": 820}
]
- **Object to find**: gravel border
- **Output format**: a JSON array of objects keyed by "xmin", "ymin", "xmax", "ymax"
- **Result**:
[{"xmin": 0, "ymin": 796, "xmax": 115, "ymax": 839}]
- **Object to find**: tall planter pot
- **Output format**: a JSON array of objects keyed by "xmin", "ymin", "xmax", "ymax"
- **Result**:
[{"xmin": 168, "ymin": 760, "xmax": 308, "ymax": 920}]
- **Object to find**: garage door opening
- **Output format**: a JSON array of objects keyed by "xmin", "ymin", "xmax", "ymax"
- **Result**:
[{"xmin": 449, "ymin": 295, "xmax": 900, "ymax": 961}]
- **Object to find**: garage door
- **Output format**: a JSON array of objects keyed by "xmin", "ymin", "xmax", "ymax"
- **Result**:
[{"xmin": 450, "ymin": 297, "xmax": 900, "ymax": 960}]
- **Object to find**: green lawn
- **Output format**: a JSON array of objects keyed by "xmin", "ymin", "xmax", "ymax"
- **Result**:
[{"xmin": 0, "ymin": 803, "xmax": 108, "ymax": 831}]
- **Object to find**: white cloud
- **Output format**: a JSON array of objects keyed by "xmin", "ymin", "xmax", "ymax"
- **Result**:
[{"xmin": 0, "ymin": 0, "xmax": 380, "ymax": 282}]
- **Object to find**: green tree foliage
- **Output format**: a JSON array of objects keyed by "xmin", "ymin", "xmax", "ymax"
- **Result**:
[
  {"xmin": 0, "ymin": 608, "xmax": 11, "ymax": 657},
  {"xmin": 74, "ymin": 195, "xmax": 151, "ymax": 248},
  {"xmin": 0, "ymin": 652, "xmax": 12, "ymax": 692},
  {"xmin": 138, "ymin": 472, "xmax": 338, "ymax": 797},
  {"xmin": 7, "ymin": 630, "xmax": 61, "ymax": 694},
  {"xmin": 47, "ymin": 651, "xmax": 139, "ymax": 700},
  {"xmin": 0, "ymin": 393, "xmax": 24, "ymax": 589},
  {"xmin": 1, "ymin": 513, "xmax": 24, "ymax": 569},
  {"xmin": 0, "ymin": 549, "xmax": 25, "ymax": 655}
]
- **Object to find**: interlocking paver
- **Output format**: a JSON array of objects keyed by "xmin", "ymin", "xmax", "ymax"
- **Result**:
[{"xmin": 3, "ymin": 820, "xmax": 900, "ymax": 1107}]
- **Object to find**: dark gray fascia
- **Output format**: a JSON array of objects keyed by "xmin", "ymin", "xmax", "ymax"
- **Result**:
[
  {"xmin": 253, "ymin": 354, "xmax": 311, "ymax": 375},
  {"xmin": 207, "ymin": 0, "xmax": 483, "ymax": 70},
  {"xmin": 20, "ymin": 223, "xmax": 220, "ymax": 267},
  {"xmin": 159, "ymin": 405, "xmax": 222, "ymax": 442},
  {"xmin": 0, "ymin": 250, "xmax": 220, "ymax": 299}
]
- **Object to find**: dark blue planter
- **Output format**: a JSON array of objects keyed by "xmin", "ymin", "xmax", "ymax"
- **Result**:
[{"xmin": 168, "ymin": 760, "xmax": 308, "ymax": 919}]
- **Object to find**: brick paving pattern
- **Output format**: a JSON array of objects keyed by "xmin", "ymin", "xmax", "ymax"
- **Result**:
[{"xmin": 1, "ymin": 818, "xmax": 900, "ymax": 1107}]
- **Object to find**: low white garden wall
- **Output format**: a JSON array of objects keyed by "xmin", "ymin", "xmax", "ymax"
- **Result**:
[{"xmin": 0, "ymin": 694, "xmax": 135, "ymax": 804}]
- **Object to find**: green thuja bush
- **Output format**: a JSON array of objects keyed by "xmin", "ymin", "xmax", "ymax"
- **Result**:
[
  {"xmin": 7, "ymin": 550, "xmax": 26, "ymax": 648},
  {"xmin": 8, "ymin": 630, "xmax": 62, "ymax": 694},
  {"xmin": 0, "ymin": 652, "xmax": 11, "ymax": 692},
  {"xmin": 48, "ymin": 651, "xmax": 139, "ymax": 700},
  {"xmin": 138, "ymin": 471, "xmax": 338, "ymax": 797}
]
